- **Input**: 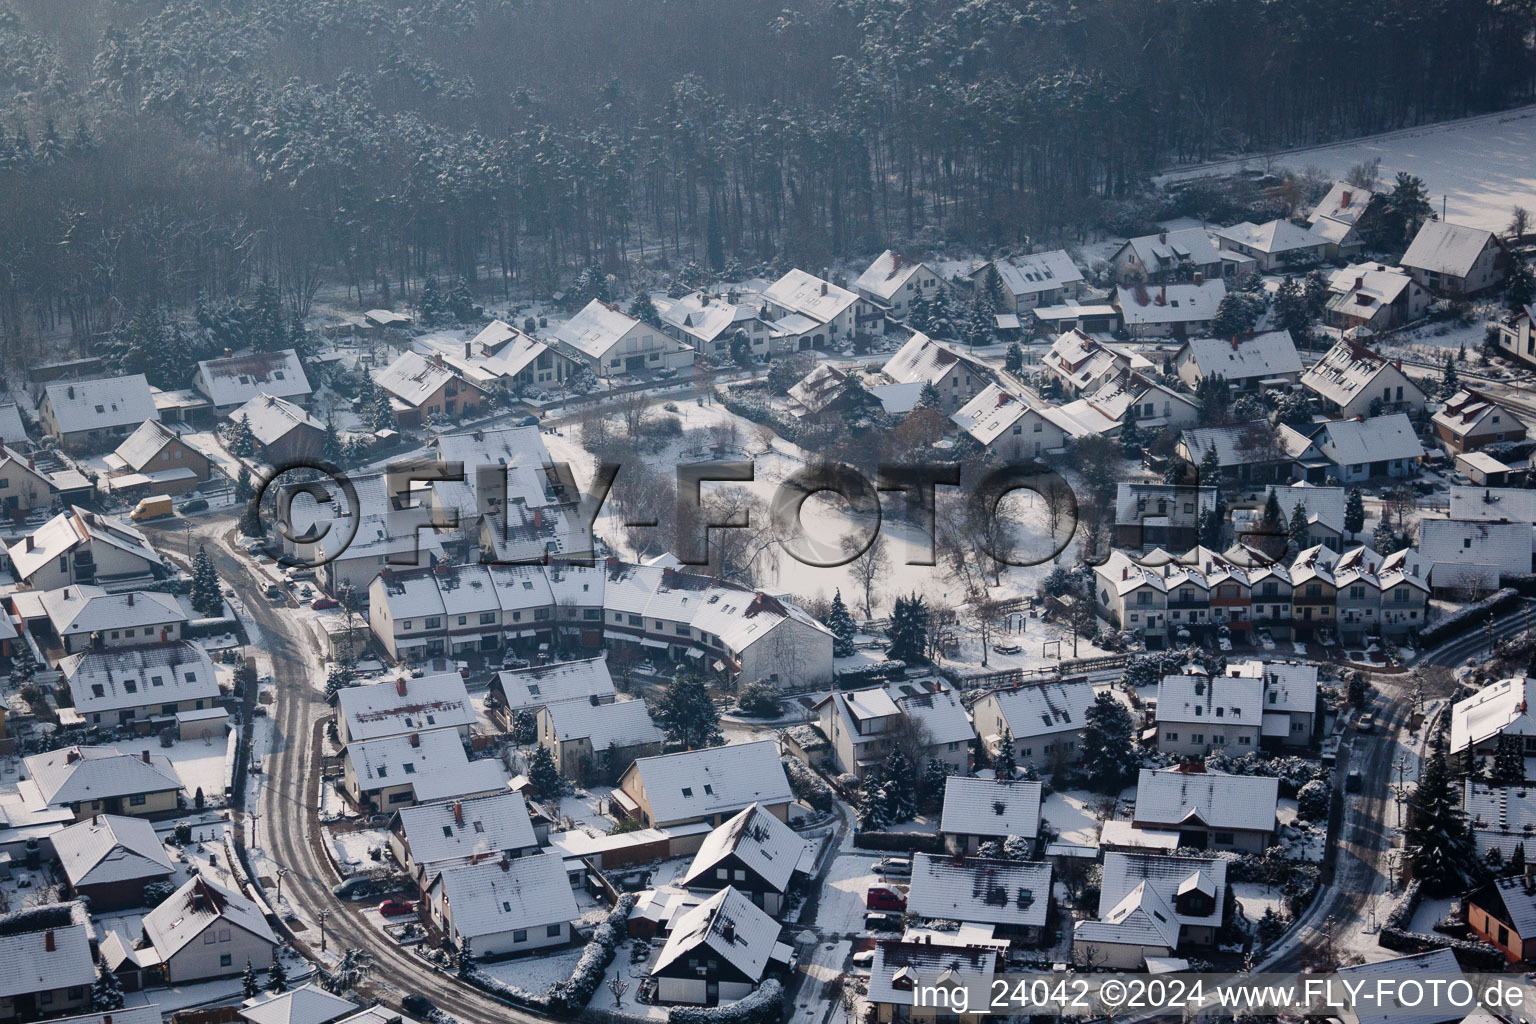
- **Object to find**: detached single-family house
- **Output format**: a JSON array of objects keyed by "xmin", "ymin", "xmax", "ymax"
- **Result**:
[
  {"xmin": 1041, "ymin": 330, "xmax": 1153, "ymax": 396},
  {"xmin": 40, "ymin": 375, "xmax": 158, "ymax": 452},
  {"xmin": 658, "ymin": 293, "xmax": 778, "ymax": 360},
  {"xmin": 886, "ymin": 682, "xmax": 976, "ymax": 775},
  {"xmin": 1154, "ymin": 674, "xmax": 1262, "ymax": 758},
  {"xmin": 906, "ymin": 853, "xmax": 1052, "ymax": 944},
  {"xmin": 939, "ymin": 777, "xmax": 1042, "ymax": 856},
  {"xmin": 1114, "ymin": 483, "xmax": 1217, "ymax": 552},
  {"xmin": 1252, "ymin": 484, "xmax": 1348, "ymax": 551},
  {"xmin": 1172, "ymin": 331, "xmax": 1302, "ymax": 392},
  {"xmin": 762, "ymin": 269, "xmax": 879, "ymax": 347},
  {"xmin": 1073, "ymin": 852, "xmax": 1228, "ymax": 968},
  {"xmin": 1432, "ymin": 389, "xmax": 1526, "ymax": 456},
  {"xmin": 336, "ymin": 673, "xmax": 476, "ymax": 746},
  {"xmin": 1325, "ymin": 263, "xmax": 1429, "ymax": 332},
  {"xmin": 1213, "ymin": 220, "xmax": 1328, "ymax": 271},
  {"xmin": 970, "ymin": 681, "xmax": 1094, "ymax": 773},
  {"xmin": 866, "ymin": 941, "xmax": 997, "ymax": 1024},
  {"xmin": 650, "ymin": 886, "xmax": 785, "ymax": 1005},
  {"xmin": 0, "ymin": 447, "xmax": 59, "ymax": 515},
  {"xmin": 374, "ymin": 351, "xmax": 488, "ymax": 427},
  {"xmin": 0, "ymin": 903, "xmax": 97, "ymax": 1021},
  {"xmin": 493, "ymin": 658, "xmax": 616, "ymax": 719},
  {"xmin": 615, "ymin": 740, "xmax": 793, "ymax": 830},
  {"xmin": 52, "ymin": 813, "xmax": 174, "ymax": 911},
  {"xmin": 102, "ymin": 421, "xmax": 210, "ymax": 497},
  {"xmin": 1177, "ymin": 424, "xmax": 1298, "ymax": 487},
  {"xmin": 1400, "ymin": 220, "xmax": 1506, "ymax": 296},
  {"xmin": 1466, "ymin": 876, "xmax": 1536, "ymax": 962},
  {"xmin": 1226, "ymin": 659, "xmax": 1318, "ymax": 748},
  {"xmin": 553, "ymin": 299, "xmax": 696, "ymax": 376},
  {"xmin": 951, "ymin": 384, "xmax": 1071, "ymax": 461},
  {"xmin": 880, "ymin": 332, "xmax": 991, "ymax": 413},
  {"xmin": 974, "ymin": 251, "xmax": 1084, "ymax": 312},
  {"xmin": 139, "ymin": 876, "xmax": 277, "ymax": 983},
  {"xmin": 240, "ymin": 986, "xmax": 359, "ymax": 1024},
  {"xmin": 681, "ymin": 803, "xmax": 810, "ymax": 916},
  {"xmin": 1495, "ymin": 305, "xmax": 1536, "ymax": 369},
  {"xmin": 194, "ymin": 349, "xmax": 311, "ymax": 416},
  {"xmin": 7, "ymin": 507, "xmax": 166, "ymax": 590},
  {"xmin": 855, "ymin": 251, "xmax": 948, "ymax": 315},
  {"xmin": 1419, "ymin": 518, "xmax": 1533, "ymax": 595},
  {"xmin": 1310, "ymin": 413, "xmax": 1425, "ymax": 483},
  {"xmin": 1301, "ymin": 340, "xmax": 1426, "ymax": 419},
  {"xmin": 1131, "ymin": 762, "xmax": 1278, "ymax": 852},
  {"xmin": 421, "ymin": 320, "xmax": 579, "ymax": 391},
  {"xmin": 1110, "ymin": 229, "xmax": 1223, "ymax": 284},
  {"xmin": 1307, "ymin": 181, "xmax": 1378, "ymax": 258},
  {"xmin": 1111, "ymin": 280, "xmax": 1226, "ymax": 339},
  {"xmin": 0, "ymin": 403, "xmax": 26, "ymax": 447},
  {"xmin": 60, "ymin": 640, "xmax": 221, "ymax": 730},
  {"xmin": 22, "ymin": 746, "xmax": 182, "ymax": 820},
  {"xmin": 428, "ymin": 853, "xmax": 577, "ymax": 958},
  {"xmin": 231, "ymin": 394, "xmax": 326, "ymax": 466},
  {"xmin": 39, "ymin": 585, "xmax": 186, "ymax": 656},
  {"xmin": 390, "ymin": 791, "xmax": 540, "ymax": 893},
  {"xmin": 1063, "ymin": 371, "xmax": 1199, "ymax": 437},
  {"xmin": 1464, "ymin": 779, "xmax": 1536, "ymax": 865},
  {"xmin": 538, "ymin": 697, "xmax": 663, "ymax": 778},
  {"xmin": 341, "ymin": 730, "xmax": 504, "ymax": 811}
]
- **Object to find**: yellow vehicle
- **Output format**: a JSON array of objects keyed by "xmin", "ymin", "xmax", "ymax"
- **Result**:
[{"xmin": 130, "ymin": 495, "xmax": 174, "ymax": 521}]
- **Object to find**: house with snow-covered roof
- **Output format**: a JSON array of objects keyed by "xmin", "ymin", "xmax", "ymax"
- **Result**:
[
  {"xmin": 194, "ymin": 349, "xmax": 311, "ymax": 416},
  {"xmin": 1041, "ymin": 330, "xmax": 1153, "ymax": 396},
  {"xmin": 37, "ymin": 584, "xmax": 186, "ymax": 656},
  {"xmin": 651, "ymin": 886, "xmax": 787, "ymax": 1005},
  {"xmin": 1177, "ymin": 423, "xmax": 1308, "ymax": 487},
  {"xmin": 811, "ymin": 681, "xmax": 974, "ymax": 781},
  {"xmin": 0, "ymin": 903, "xmax": 98, "ymax": 1019},
  {"xmin": 21, "ymin": 745, "xmax": 182, "ymax": 821},
  {"xmin": 139, "ymin": 876, "xmax": 277, "ymax": 983},
  {"xmin": 7, "ymin": 507, "xmax": 166, "ymax": 591},
  {"xmin": 886, "ymin": 680, "xmax": 975, "ymax": 774},
  {"xmin": 1114, "ymin": 482, "xmax": 1217, "ymax": 552},
  {"xmin": 537, "ymin": 697, "xmax": 663, "ymax": 779},
  {"xmin": 0, "ymin": 445, "xmax": 58, "ymax": 515},
  {"xmin": 1132, "ymin": 762, "xmax": 1277, "ymax": 852},
  {"xmin": 1111, "ymin": 279, "xmax": 1226, "ymax": 339},
  {"xmin": 420, "ymin": 320, "xmax": 578, "ymax": 391},
  {"xmin": 1466, "ymin": 875, "xmax": 1536, "ymax": 962},
  {"xmin": 40, "ymin": 375, "xmax": 158, "ymax": 452},
  {"xmin": 493, "ymin": 657, "xmax": 616, "ymax": 718},
  {"xmin": 939, "ymin": 777, "xmax": 1043, "ymax": 856},
  {"xmin": 1495, "ymin": 304, "xmax": 1536, "ymax": 369},
  {"xmin": 1419, "ymin": 517, "xmax": 1533, "ymax": 595},
  {"xmin": 341, "ymin": 729, "xmax": 504, "ymax": 811},
  {"xmin": 1172, "ymin": 330, "xmax": 1302, "ymax": 392},
  {"xmin": 102, "ymin": 420, "xmax": 210, "ymax": 497},
  {"xmin": 427, "ymin": 852, "xmax": 578, "ymax": 958},
  {"xmin": 1310, "ymin": 413, "xmax": 1424, "ymax": 483},
  {"xmin": 1213, "ymin": 220, "xmax": 1328, "ymax": 271},
  {"xmin": 374, "ymin": 350, "xmax": 488, "ymax": 427},
  {"xmin": 52, "ymin": 813, "xmax": 174, "ymax": 911},
  {"xmin": 906, "ymin": 853, "xmax": 1052, "ymax": 944},
  {"xmin": 615, "ymin": 740, "xmax": 792, "ymax": 830},
  {"xmin": 1464, "ymin": 779, "xmax": 1536, "ymax": 867},
  {"xmin": 970, "ymin": 680, "xmax": 1094, "ymax": 772},
  {"xmin": 763, "ymin": 269, "xmax": 878, "ymax": 347},
  {"xmin": 389, "ymin": 790, "xmax": 539, "ymax": 892},
  {"xmin": 1307, "ymin": 181, "xmax": 1377, "ymax": 258},
  {"xmin": 336, "ymin": 672, "xmax": 476, "ymax": 746},
  {"xmin": 1450, "ymin": 676, "xmax": 1536, "ymax": 770},
  {"xmin": 1432, "ymin": 389, "xmax": 1526, "ymax": 456},
  {"xmin": 866, "ymin": 940, "xmax": 998, "ymax": 1024},
  {"xmin": 1110, "ymin": 228, "xmax": 1223, "ymax": 284},
  {"xmin": 1225, "ymin": 659, "xmax": 1318, "ymax": 748},
  {"xmin": 1325, "ymin": 263, "xmax": 1429, "ymax": 332},
  {"xmin": 681, "ymin": 803, "xmax": 811, "ymax": 916},
  {"xmin": 658, "ymin": 292, "xmax": 778, "ymax": 359},
  {"xmin": 972, "ymin": 251, "xmax": 1084, "ymax": 312},
  {"xmin": 1154, "ymin": 674, "xmax": 1262, "ymax": 758},
  {"xmin": 60, "ymin": 640, "xmax": 220, "ymax": 730},
  {"xmin": 230, "ymin": 393, "xmax": 325, "ymax": 466},
  {"xmin": 1073, "ymin": 851, "xmax": 1227, "ymax": 967},
  {"xmin": 880, "ymin": 332, "xmax": 990, "ymax": 412},
  {"xmin": 951, "ymin": 383, "xmax": 1071, "ymax": 460},
  {"xmin": 554, "ymin": 299, "xmax": 696, "ymax": 377},
  {"xmin": 240, "ymin": 985, "xmax": 360, "ymax": 1024},
  {"xmin": 1401, "ymin": 219, "xmax": 1507, "ymax": 296},
  {"xmin": 1302, "ymin": 339, "xmax": 1425, "ymax": 420},
  {"xmin": 855, "ymin": 251, "xmax": 948, "ymax": 314}
]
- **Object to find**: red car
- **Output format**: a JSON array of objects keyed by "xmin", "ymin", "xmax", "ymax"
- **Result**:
[
  {"xmin": 311, "ymin": 597, "xmax": 340, "ymax": 610},
  {"xmin": 866, "ymin": 885, "xmax": 906, "ymax": 912},
  {"xmin": 377, "ymin": 899, "xmax": 415, "ymax": 917}
]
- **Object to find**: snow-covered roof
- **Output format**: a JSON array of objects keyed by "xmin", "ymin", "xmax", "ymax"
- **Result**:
[
  {"xmin": 1074, "ymin": 879, "xmax": 1181, "ymax": 950},
  {"xmin": 1177, "ymin": 331, "xmax": 1301, "ymax": 381},
  {"xmin": 109, "ymin": 420, "xmax": 185, "ymax": 472},
  {"xmin": 1337, "ymin": 950, "xmax": 1463, "ymax": 1024},
  {"xmin": 1261, "ymin": 484, "xmax": 1346, "ymax": 536},
  {"xmin": 1043, "ymin": 330, "xmax": 1150, "ymax": 390},
  {"xmin": 1117, "ymin": 229, "xmax": 1222, "ymax": 274},
  {"xmin": 1432, "ymin": 388, "xmax": 1515, "ymax": 438},
  {"xmin": 1099, "ymin": 820, "xmax": 1181, "ymax": 851},
  {"xmin": 1309, "ymin": 181, "xmax": 1375, "ymax": 230},
  {"xmin": 0, "ymin": 403, "xmax": 26, "ymax": 446},
  {"xmin": 987, "ymin": 250, "xmax": 1083, "ymax": 297},
  {"xmin": 682, "ymin": 803, "xmax": 809, "ymax": 893},
  {"xmin": 866, "ymin": 940, "xmax": 998, "ymax": 1008},
  {"xmin": 338, "ymin": 673, "xmax": 476, "ymax": 744},
  {"xmin": 497, "ymin": 658, "xmax": 615, "ymax": 713},
  {"xmin": 885, "ymin": 682, "xmax": 976, "ymax": 746},
  {"xmin": 143, "ymin": 875, "xmax": 277, "ymax": 958},
  {"xmin": 344, "ymin": 728, "xmax": 467, "ymax": 791},
  {"xmin": 375, "ymin": 351, "xmax": 477, "ymax": 409},
  {"xmin": 407, "ymin": 759, "xmax": 508, "ymax": 804},
  {"xmin": 1225, "ymin": 660, "xmax": 1318, "ymax": 717},
  {"xmin": 438, "ymin": 853, "xmax": 578, "ymax": 938},
  {"xmin": 1134, "ymin": 764, "xmax": 1278, "ymax": 833},
  {"xmin": 1155, "ymin": 674, "xmax": 1261, "ymax": 728},
  {"xmin": 1214, "ymin": 219, "xmax": 1327, "ymax": 255},
  {"xmin": 196, "ymin": 349, "xmax": 311, "ymax": 408},
  {"xmin": 625, "ymin": 740, "xmax": 792, "ymax": 824},
  {"xmin": 1450, "ymin": 485, "xmax": 1536, "ymax": 525},
  {"xmin": 232, "ymin": 393, "xmax": 324, "ymax": 446},
  {"xmin": 952, "ymin": 384, "xmax": 1036, "ymax": 445},
  {"xmin": 61, "ymin": 640, "xmax": 219, "ymax": 716},
  {"xmin": 763, "ymin": 269, "xmax": 860, "ymax": 324},
  {"xmin": 52, "ymin": 813, "xmax": 173, "ymax": 889},
  {"xmin": 882, "ymin": 331, "xmax": 985, "ymax": 388},
  {"xmin": 1115, "ymin": 482, "xmax": 1217, "ymax": 530},
  {"xmin": 1451, "ymin": 676, "xmax": 1536, "ymax": 754},
  {"xmin": 906, "ymin": 853, "xmax": 1051, "ymax": 928},
  {"xmin": 1465, "ymin": 780, "xmax": 1536, "ymax": 861},
  {"xmin": 1327, "ymin": 262, "xmax": 1417, "ymax": 313},
  {"xmin": 1471, "ymin": 875, "xmax": 1536, "ymax": 939},
  {"xmin": 786, "ymin": 363, "xmax": 851, "ymax": 417},
  {"xmin": 1099, "ymin": 852, "xmax": 1227, "ymax": 930},
  {"xmin": 1401, "ymin": 220, "xmax": 1497, "ymax": 278},
  {"xmin": 396, "ymin": 791, "xmax": 536, "ymax": 870},
  {"xmin": 542, "ymin": 697, "xmax": 662, "ymax": 749},
  {"xmin": 1178, "ymin": 424, "xmax": 1289, "ymax": 469},
  {"xmin": 40, "ymin": 584, "xmax": 185, "ymax": 639},
  {"xmin": 44, "ymin": 374, "xmax": 157, "ymax": 434},
  {"xmin": 0, "ymin": 904, "xmax": 97, "ymax": 999},
  {"xmin": 241, "ymin": 984, "xmax": 360, "ymax": 1024},
  {"xmin": 44, "ymin": 1010, "xmax": 162, "ymax": 1024},
  {"xmin": 1301, "ymin": 340, "xmax": 1419, "ymax": 410},
  {"xmin": 24, "ymin": 745, "xmax": 182, "ymax": 806},
  {"xmin": 982, "ymin": 680, "xmax": 1094, "ymax": 742},
  {"xmin": 7, "ymin": 506, "xmax": 163, "ymax": 582},
  {"xmin": 653, "ymin": 886, "xmax": 780, "ymax": 982},
  {"xmin": 1313, "ymin": 413, "xmax": 1425, "ymax": 466},
  {"xmin": 1420, "ymin": 518, "xmax": 1532, "ymax": 588},
  {"xmin": 855, "ymin": 251, "xmax": 928, "ymax": 303},
  {"xmin": 939, "ymin": 777, "xmax": 1042, "ymax": 840},
  {"xmin": 1114, "ymin": 280, "xmax": 1226, "ymax": 326},
  {"xmin": 552, "ymin": 300, "xmax": 646, "ymax": 359}
]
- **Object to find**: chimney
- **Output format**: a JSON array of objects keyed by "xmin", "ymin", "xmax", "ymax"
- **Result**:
[
  {"xmin": 453, "ymin": 801, "xmax": 463, "ymax": 825},
  {"xmin": 432, "ymin": 352, "xmax": 444, "ymax": 368},
  {"xmin": 1395, "ymin": 358, "xmax": 1402, "ymax": 370},
  {"xmin": 26, "ymin": 458, "xmax": 34, "ymax": 470},
  {"xmin": 67, "ymin": 385, "xmax": 75, "ymax": 400},
  {"xmin": 1157, "ymin": 285, "xmax": 1167, "ymax": 305},
  {"xmin": 223, "ymin": 348, "xmax": 232, "ymax": 358},
  {"xmin": 127, "ymin": 592, "xmax": 135, "ymax": 607},
  {"xmin": 142, "ymin": 750, "xmax": 151, "ymax": 764},
  {"xmin": 1122, "ymin": 567, "xmax": 1128, "ymax": 580},
  {"xmin": 25, "ymin": 536, "xmax": 33, "ymax": 551},
  {"xmin": 820, "ymin": 281, "xmax": 828, "ymax": 296},
  {"xmin": 465, "ymin": 342, "xmax": 473, "ymax": 359},
  {"xmin": 1341, "ymin": 190, "xmax": 1352, "ymax": 208},
  {"xmin": 66, "ymin": 750, "xmax": 80, "ymax": 764},
  {"xmin": 397, "ymin": 677, "xmax": 408, "ymax": 697},
  {"xmin": 409, "ymin": 732, "xmax": 420, "ymax": 747},
  {"xmin": 1355, "ymin": 277, "xmax": 1364, "ymax": 291},
  {"xmin": 534, "ymin": 507, "xmax": 543, "ymax": 528},
  {"xmin": 1193, "ymin": 272, "xmax": 1203, "ymax": 285},
  {"xmin": 1159, "ymin": 231, "xmax": 1167, "ymax": 243},
  {"xmin": 499, "ymin": 852, "xmax": 510, "ymax": 871},
  {"xmin": 722, "ymin": 923, "xmax": 735, "ymax": 942},
  {"xmin": 44, "ymin": 930, "xmax": 55, "ymax": 952}
]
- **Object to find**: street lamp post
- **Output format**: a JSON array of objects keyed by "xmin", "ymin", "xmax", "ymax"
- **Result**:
[{"xmin": 317, "ymin": 908, "xmax": 330, "ymax": 953}]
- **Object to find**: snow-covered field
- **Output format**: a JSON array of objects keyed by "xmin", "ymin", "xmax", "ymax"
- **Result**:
[{"xmin": 1157, "ymin": 102, "xmax": 1536, "ymax": 233}]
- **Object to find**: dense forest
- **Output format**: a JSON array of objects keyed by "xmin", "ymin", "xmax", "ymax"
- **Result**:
[{"xmin": 0, "ymin": 0, "xmax": 1534, "ymax": 360}]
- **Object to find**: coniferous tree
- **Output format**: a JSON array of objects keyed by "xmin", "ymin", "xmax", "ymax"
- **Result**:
[
  {"xmin": 649, "ymin": 674, "xmax": 723, "ymax": 749},
  {"xmin": 1492, "ymin": 734, "xmax": 1526, "ymax": 784},
  {"xmin": 235, "ymin": 464, "xmax": 254, "ymax": 501},
  {"xmin": 881, "ymin": 748, "xmax": 917, "ymax": 823},
  {"xmin": 1260, "ymin": 491, "xmax": 1285, "ymax": 538},
  {"xmin": 191, "ymin": 548, "xmax": 222, "ymax": 616},
  {"xmin": 242, "ymin": 960, "xmax": 260, "ymax": 999},
  {"xmin": 917, "ymin": 381, "xmax": 944, "ymax": 410},
  {"xmin": 1120, "ymin": 405, "xmax": 1142, "ymax": 457},
  {"xmin": 919, "ymin": 757, "xmax": 949, "ymax": 810},
  {"xmin": 1198, "ymin": 447, "xmax": 1222, "ymax": 488},
  {"xmin": 240, "ymin": 497, "xmax": 263, "ymax": 537},
  {"xmin": 991, "ymin": 731, "xmax": 1018, "ymax": 780},
  {"xmin": 1506, "ymin": 260, "xmax": 1536, "ymax": 313},
  {"xmin": 1513, "ymin": 843, "xmax": 1528, "ymax": 876},
  {"xmin": 887, "ymin": 593, "xmax": 929, "ymax": 664},
  {"xmin": 322, "ymin": 416, "xmax": 344, "ymax": 465},
  {"xmin": 1406, "ymin": 747, "xmax": 1479, "ymax": 894},
  {"xmin": 1440, "ymin": 353, "xmax": 1460, "ymax": 398},
  {"xmin": 857, "ymin": 766, "xmax": 889, "ymax": 831},
  {"xmin": 1079, "ymin": 691, "xmax": 1138, "ymax": 793},
  {"xmin": 92, "ymin": 959, "xmax": 124, "ymax": 1010},
  {"xmin": 267, "ymin": 954, "xmax": 290, "ymax": 993},
  {"xmin": 1004, "ymin": 343, "xmax": 1024, "ymax": 374},
  {"xmin": 227, "ymin": 414, "xmax": 257, "ymax": 457},
  {"xmin": 1288, "ymin": 501, "xmax": 1310, "ymax": 551},
  {"xmin": 827, "ymin": 590, "xmax": 856, "ymax": 658},
  {"xmin": 527, "ymin": 745, "xmax": 566, "ymax": 800},
  {"xmin": 512, "ymin": 710, "xmax": 538, "ymax": 745},
  {"xmin": 627, "ymin": 292, "xmax": 663, "ymax": 329},
  {"xmin": 1345, "ymin": 489, "xmax": 1366, "ymax": 539},
  {"xmin": 324, "ymin": 661, "xmax": 356, "ymax": 700},
  {"xmin": 249, "ymin": 278, "xmax": 286, "ymax": 351}
]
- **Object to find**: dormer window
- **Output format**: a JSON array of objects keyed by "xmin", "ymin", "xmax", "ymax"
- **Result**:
[{"xmin": 682, "ymin": 787, "xmax": 693, "ymax": 798}]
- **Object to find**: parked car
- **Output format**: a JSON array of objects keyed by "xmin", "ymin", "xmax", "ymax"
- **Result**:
[
  {"xmin": 1357, "ymin": 713, "xmax": 1375, "ymax": 733},
  {"xmin": 312, "ymin": 596, "xmax": 339, "ymax": 610},
  {"xmin": 864, "ymin": 911, "xmax": 900, "ymax": 932},
  {"xmin": 515, "ymin": 414, "xmax": 540, "ymax": 426},
  {"xmin": 377, "ymin": 899, "xmax": 415, "ymax": 917},
  {"xmin": 179, "ymin": 497, "xmax": 209, "ymax": 514},
  {"xmin": 265, "ymin": 584, "xmax": 284, "ymax": 601},
  {"xmin": 402, "ymin": 996, "xmax": 435, "ymax": 1018},
  {"xmin": 1346, "ymin": 769, "xmax": 1364, "ymax": 793},
  {"xmin": 866, "ymin": 885, "xmax": 906, "ymax": 912},
  {"xmin": 871, "ymin": 857, "xmax": 912, "ymax": 877},
  {"xmin": 332, "ymin": 877, "xmax": 378, "ymax": 900}
]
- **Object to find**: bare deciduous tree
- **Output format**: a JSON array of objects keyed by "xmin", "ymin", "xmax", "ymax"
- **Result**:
[{"xmin": 842, "ymin": 532, "xmax": 890, "ymax": 619}]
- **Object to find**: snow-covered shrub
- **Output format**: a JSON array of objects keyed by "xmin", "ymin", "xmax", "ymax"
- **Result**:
[
  {"xmin": 1296, "ymin": 780, "xmax": 1329, "ymax": 823},
  {"xmin": 852, "ymin": 831, "xmax": 944, "ymax": 854},
  {"xmin": 1419, "ymin": 588, "xmax": 1519, "ymax": 647},
  {"xmin": 462, "ymin": 967, "xmax": 549, "ymax": 1011},
  {"xmin": 783, "ymin": 757, "xmax": 833, "ymax": 813},
  {"xmin": 669, "ymin": 978, "xmax": 785, "ymax": 1024},
  {"xmin": 546, "ymin": 893, "xmax": 636, "ymax": 1017}
]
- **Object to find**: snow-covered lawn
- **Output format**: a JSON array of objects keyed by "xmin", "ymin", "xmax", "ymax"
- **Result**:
[
  {"xmin": 159, "ymin": 734, "xmax": 233, "ymax": 807},
  {"xmin": 476, "ymin": 944, "xmax": 585, "ymax": 994},
  {"xmin": 1231, "ymin": 881, "xmax": 1286, "ymax": 930},
  {"xmin": 1043, "ymin": 788, "xmax": 1126, "ymax": 847},
  {"xmin": 1157, "ymin": 102, "xmax": 1536, "ymax": 233},
  {"xmin": 328, "ymin": 826, "xmax": 392, "ymax": 876},
  {"xmin": 557, "ymin": 788, "xmax": 617, "ymax": 831}
]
